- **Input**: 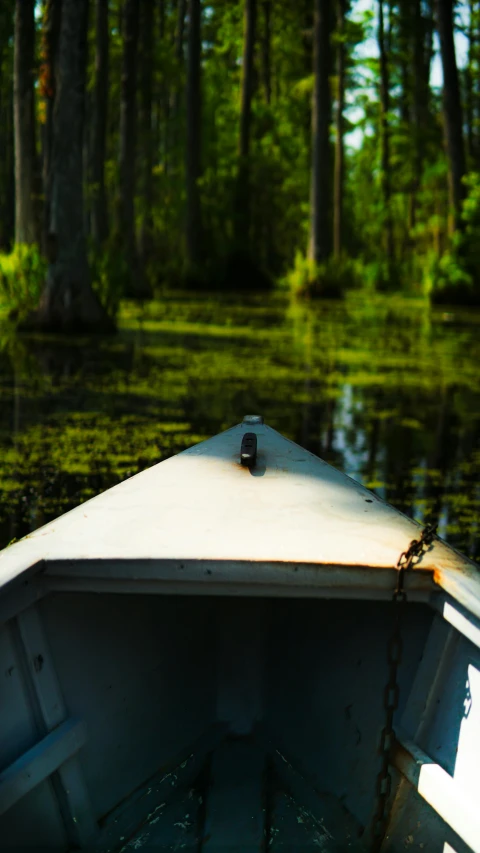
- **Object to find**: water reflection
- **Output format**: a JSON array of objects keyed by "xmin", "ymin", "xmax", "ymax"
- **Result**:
[{"xmin": 0, "ymin": 293, "xmax": 479, "ymax": 559}]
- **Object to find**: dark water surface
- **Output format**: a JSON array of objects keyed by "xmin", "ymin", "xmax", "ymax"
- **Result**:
[{"xmin": 0, "ymin": 292, "xmax": 479, "ymax": 560}]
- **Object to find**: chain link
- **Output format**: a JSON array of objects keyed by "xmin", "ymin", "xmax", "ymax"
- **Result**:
[
  {"xmin": 370, "ymin": 523, "xmax": 437, "ymax": 851},
  {"xmin": 394, "ymin": 523, "xmax": 437, "ymax": 601}
]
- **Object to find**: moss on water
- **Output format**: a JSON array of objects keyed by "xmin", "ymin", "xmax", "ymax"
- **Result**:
[{"xmin": 0, "ymin": 290, "xmax": 479, "ymax": 561}]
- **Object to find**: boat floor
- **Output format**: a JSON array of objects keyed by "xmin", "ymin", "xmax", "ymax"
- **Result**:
[{"xmin": 105, "ymin": 737, "xmax": 365, "ymax": 852}]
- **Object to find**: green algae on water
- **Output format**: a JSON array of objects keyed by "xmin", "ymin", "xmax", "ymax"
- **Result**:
[{"xmin": 0, "ymin": 291, "xmax": 479, "ymax": 561}]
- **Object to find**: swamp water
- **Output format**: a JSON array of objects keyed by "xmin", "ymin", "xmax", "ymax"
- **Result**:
[{"xmin": 0, "ymin": 292, "xmax": 479, "ymax": 560}]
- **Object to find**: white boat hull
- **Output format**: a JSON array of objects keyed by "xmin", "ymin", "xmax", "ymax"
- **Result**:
[{"xmin": 0, "ymin": 419, "xmax": 479, "ymax": 851}]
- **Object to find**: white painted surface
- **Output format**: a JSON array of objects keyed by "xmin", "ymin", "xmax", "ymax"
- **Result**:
[
  {"xmin": 391, "ymin": 619, "xmax": 480, "ymax": 853},
  {"xmin": 436, "ymin": 596, "xmax": 480, "ymax": 650},
  {"xmin": 453, "ymin": 662, "xmax": 480, "ymax": 804},
  {"xmin": 394, "ymin": 738, "xmax": 480, "ymax": 853},
  {"xmin": 0, "ymin": 422, "xmax": 478, "ymax": 618},
  {"xmin": 16, "ymin": 605, "xmax": 98, "ymax": 845},
  {"xmin": 0, "ymin": 719, "xmax": 86, "ymax": 816}
]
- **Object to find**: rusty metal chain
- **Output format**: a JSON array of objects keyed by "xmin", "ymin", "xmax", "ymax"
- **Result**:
[
  {"xmin": 394, "ymin": 523, "xmax": 437, "ymax": 601},
  {"xmin": 371, "ymin": 523, "xmax": 437, "ymax": 851}
]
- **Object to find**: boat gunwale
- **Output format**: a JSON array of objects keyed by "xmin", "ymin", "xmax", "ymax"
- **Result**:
[
  {"xmin": 0, "ymin": 555, "xmax": 434, "ymax": 629},
  {"xmin": 4, "ymin": 557, "xmax": 480, "ymax": 652},
  {"xmin": 0, "ymin": 419, "xmax": 479, "ymax": 632}
]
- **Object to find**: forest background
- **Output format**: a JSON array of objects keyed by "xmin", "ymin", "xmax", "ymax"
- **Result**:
[{"xmin": 0, "ymin": 0, "xmax": 480, "ymax": 329}]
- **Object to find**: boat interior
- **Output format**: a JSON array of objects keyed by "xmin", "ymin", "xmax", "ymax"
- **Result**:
[{"xmin": 1, "ymin": 589, "xmax": 479, "ymax": 852}]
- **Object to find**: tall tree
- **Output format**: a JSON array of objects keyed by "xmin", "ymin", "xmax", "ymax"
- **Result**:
[
  {"xmin": 397, "ymin": 1, "xmax": 412, "ymax": 128},
  {"xmin": 465, "ymin": 0, "xmax": 475, "ymax": 165},
  {"xmin": 14, "ymin": 0, "xmax": 37, "ymax": 245},
  {"xmin": 333, "ymin": 0, "xmax": 346, "ymax": 258},
  {"xmin": 185, "ymin": 0, "xmax": 202, "ymax": 269},
  {"xmin": 308, "ymin": 0, "xmax": 331, "ymax": 264},
  {"xmin": 159, "ymin": 0, "xmax": 166, "ymax": 38},
  {"xmin": 377, "ymin": 0, "xmax": 394, "ymax": 265},
  {"xmin": 118, "ymin": 0, "xmax": 141, "ymax": 292},
  {"xmin": 157, "ymin": 0, "xmax": 168, "ymax": 170},
  {"xmin": 261, "ymin": 0, "xmax": 272, "ymax": 106},
  {"xmin": 40, "ymin": 0, "xmax": 62, "ymax": 253},
  {"xmin": 260, "ymin": 0, "xmax": 273, "ymax": 271},
  {"xmin": 33, "ymin": 0, "xmax": 112, "ymax": 331},
  {"xmin": 411, "ymin": 0, "xmax": 433, "ymax": 228},
  {"xmin": 0, "ymin": 0, "xmax": 15, "ymax": 250},
  {"xmin": 168, "ymin": 0, "xmax": 187, "ymax": 157},
  {"xmin": 235, "ymin": 0, "xmax": 257, "ymax": 248},
  {"xmin": 139, "ymin": 0, "xmax": 154, "ymax": 270},
  {"xmin": 464, "ymin": 0, "xmax": 480, "ymax": 169},
  {"xmin": 90, "ymin": 0, "xmax": 109, "ymax": 246},
  {"xmin": 175, "ymin": 0, "xmax": 187, "ymax": 79},
  {"xmin": 436, "ymin": 0, "xmax": 466, "ymax": 229}
]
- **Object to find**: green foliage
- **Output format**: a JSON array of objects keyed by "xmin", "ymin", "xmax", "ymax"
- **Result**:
[
  {"xmin": 424, "ymin": 250, "xmax": 474, "ymax": 303},
  {"xmin": 3, "ymin": 0, "xmax": 480, "ymax": 305},
  {"xmin": 0, "ymin": 241, "xmax": 127, "ymax": 325},
  {"xmin": 0, "ymin": 293, "xmax": 478, "ymax": 559},
  {"xmin": 0, "ymin": 244, "xmax": 46, "ymax": 315},
  {"xmin": 360, "ymin": 260, "xmax": 395, "ymax": 292},
  {"xmin": 428, "ymin": 172, "xmax": 480, "ymax": 306},
  {"xmin": 285, "ymin": 252, "xmax": 360, "ymax": 299},
  {"xmin": 89, "ymin": 241, "xmax": 128, "ymax": 318}
]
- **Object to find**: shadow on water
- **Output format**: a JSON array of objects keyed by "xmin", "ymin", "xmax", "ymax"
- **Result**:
[{"xmin": 0, "ymin": 292, "xmax": 479, "ymax": 558}]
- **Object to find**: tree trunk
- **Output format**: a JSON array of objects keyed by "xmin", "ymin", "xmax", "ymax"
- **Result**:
[
  {"xmin": 398, "ymin": 1, "xmax": 411, "ymax": 128},
  {"xmin": 308, "ymin": 0, "xmax": 331, "ymax": 264},
  {"xmin": 378, "ymin": 0, "xmax": 394, "ymax": 265},
  {"xmin": 169, "ymin": 0, "xmax": 187, "ymax": 157},
  {"xmin": 239, "ymin": 0, "xmax": 256, "ymax": 162},
  {"xmin": 261, "ymin": 0, "xmax": 271, "ymax": 106},
  {"xmin": 410, "ymin": 0, "xmax": 433, "ymax": 231},
  {"xmin": 118, "ymin": 0, "xmax": 142, "ymax": 293},
  {"xmin": 157, "ymin": 0, "xmax": 168, "ymax": 172},
  {"xmin": 81, "ymin": 0, "xmax": 90, "ymax": 239},
  {"xmin": 411, "ymin": 0, "xmax": 424, "ymax": 228},
  {"xmin": 165, "ymin": 0, "xmax": 187, "ymax": 171},
  {"xmin": 185, "ymin": 0, "xmax": 202, "ymax": 269},
  {"xmin": 0, "ymin": 4, "xmax": 15, "ymax": 250},
  {"xmin": 175, "ymin": 0, "xmax": 187, "ymax": 60},
  {"xmin": 139, "ymin": 0, "xmax": 154, "ymax": 272},
  {"xmin": 32, "ymin": 0, "xmax": 112, "ymax": 332},
  {"xmin": 41, "ymin": 0, "xmax": 62, "ymax": 254},
  {"xmin": 235, "ymin": 0, "xmax": 257, "ymax": 248},
  {"xmin": 333, "ymin": 0, "xmax": 345, "ymax": 259},
  {"xmin": 14, "ymin": 0, "xmax": 37, "ymax": 245},
  {"xmin": 465, "ymin": 0, "xmax": 477, "ymax": 166},
  {"xmin": 397, "ymin": 0, "xmax": 415, "ymax": 248},
  {"xmin": 90, "ymin": 0, "xmax": 109, "ymax": 246},
  {"xmin": 260, "ymin": 0, "xmax": 273, "ymax": 270},
  {"xmin": 0, "ymin": 87, "xmax": 15, "ymax": 250},
  {"xmin": 436, "ymin": 0, "xmax": 466, "ymax": 229}
]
